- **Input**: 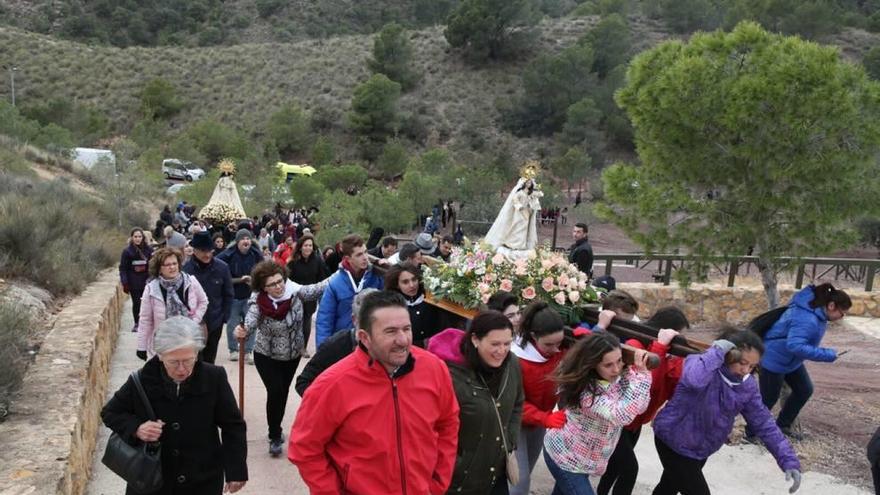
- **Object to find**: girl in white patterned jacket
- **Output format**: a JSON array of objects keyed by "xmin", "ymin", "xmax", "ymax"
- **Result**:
[{"xmin": 543, "ymin": 332, "xmax": 652, "ymax": 495}]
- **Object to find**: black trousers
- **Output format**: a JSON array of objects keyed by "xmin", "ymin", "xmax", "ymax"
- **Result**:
[
  {"xmin": 254, "ymin": 352, "xmax": 301, "ymax": 440},
  {"xmin": 598, "ymin": 426, "xmax": 642, "ymax": 495},
  {"xmin": 131, "ymin": 289, "xmax": 144, "ymax": 326},
  {"xmin": 652, "ymin": 436, "xmax": 709, "ymax": 495},
  {"xmin": 302, "ymin": 301, "xmax": 316, "ymax": 350},
  {"xmin": 200, "ymin": 323, "xmax": 223, "ymax": 364}
]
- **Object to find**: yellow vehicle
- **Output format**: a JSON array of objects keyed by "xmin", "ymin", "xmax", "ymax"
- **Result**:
[{"xmin": 276, "ymin": 162, "xmax": 317, "ymax": 183}]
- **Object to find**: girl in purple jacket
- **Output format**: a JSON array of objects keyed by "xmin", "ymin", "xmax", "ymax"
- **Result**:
[{"xmin": 652, "ymin": 327, "xmax": 802, "ymax": 495}]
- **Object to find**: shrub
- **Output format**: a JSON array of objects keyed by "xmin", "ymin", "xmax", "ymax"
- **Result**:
[
  {"xmin": 865, "ymin": 47, "xmax": 880, "ymax": 81},
  {"xmin": 310, "ymin": 136, "xmax": 335, "ymax": 166},
  {"xmin": 256, "ymin": 0, "xmax": 286, "ymax": 18},
  {"xmin": 367, "ymin": 23, "xmax": 419, "ymax": 91},
  {"xmin": 0, "ymin": 300, "xmax": 31, "ymax": 412},
  {"xmin": 445, "ymin": 0, "xmax": 539, "ymax": 61},
  {"xmin": 187, "ymin": 119, "xmax": 251, "ymax": 162},
  {"xmin": 267, "ymin": 102, "xmax": 311, "ymax": 156},
  {"xmin": 316, "ymin": 163, "xmax": 369, "ymax": 192},
  {"xmin": 140, "ymin": 78, "xmax": 184, "ymax": 120},
  {"xmin": 376, "ymin": 139, "xmax": 409, "ymax": 179},
  {"xmin": 347, "ymin": 74, "xmax": 402, "ymax": 143},
  {"xmin": 583, "ymin": 14, "xmax": 631, "ymax": 79}
]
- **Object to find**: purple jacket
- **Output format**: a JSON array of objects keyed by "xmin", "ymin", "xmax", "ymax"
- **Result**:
[{"xmin": 653, "ymin": 347, "xmax": 800, "ymax": 472}]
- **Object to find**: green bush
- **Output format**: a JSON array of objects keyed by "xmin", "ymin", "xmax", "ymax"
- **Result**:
[
  {"xmin": 445, "ymin": 0, "xmax": 538, "ymax": 61},
  {"xmin": 376, "ymin": 140, "xmax": 409, "ymax": 179},
  {"xmin": 367, "ymin": 23, "xmax": 420, "ymax": 91},
  {"xmin": 347, "ymin": 74, "xmax": 402, "ymax": 143},
  {"xmin": 310, "ymin": 136, "xmax": 336, "ymax": 166},
  {"xmin": 0, "ymin": 173, "xmax": 121, "ymax": 295},
  {"xmin": 583, "ymin": 14, "xmax": 631, "ymax": 79},
  {"xmin": 140, "ymin": 78, "xmax": 184, "ymax": 120},
  {"xmin": 21, "ymin": 97, "xmax": 110, "ymax": 146},
  {"xmin": 256, "ymin": 0, "xmax": 286, "ymax": 18},
  {"xmin": 267, "ymin": 102, "xmax": 311, "ymax": 156},
  {"xmin": 865, "ymin": 47, "xmax": 880, "ymax": 81},
  {"xmin": 0, "ymin": 300, "xmax": 32, "ymax": 411},
  {"xmin": 187, "ymin": 119, "xmax": 251, "ymax": 163},
  {"xmin": 316, "ymin": 163, "xmax": 369, "ymax": 192}
]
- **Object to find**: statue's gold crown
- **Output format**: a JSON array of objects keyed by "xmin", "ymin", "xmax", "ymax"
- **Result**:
[
  {"xmin": 520, "ymin": 160, "xmax": 540, "ymax": 180},
  {"xmin": 218, "ymin": 158, "xmax": 236, "ymax": 175}
]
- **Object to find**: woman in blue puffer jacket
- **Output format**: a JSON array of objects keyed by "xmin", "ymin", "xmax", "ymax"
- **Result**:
[{"xmin": 750, "ymin": 283, "xmax": 851, "ymax": 441}]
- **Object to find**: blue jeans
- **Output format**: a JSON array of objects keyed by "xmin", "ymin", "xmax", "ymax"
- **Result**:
[
  {"xmin": 747, "ymin": 364, "xmax": 813, "ymax": 436},
  {"xmin": 544, "ymin": 449, "xmax": 595, "ymax": 495},
  {"xmin": 226, "ymin": 298, "xmax": 255, "ymax": 353}
]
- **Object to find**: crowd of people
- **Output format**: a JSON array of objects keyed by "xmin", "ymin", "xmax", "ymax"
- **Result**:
[{"xmin": 108, "ymin": 205, "xmax": 874, "ymax": 495}]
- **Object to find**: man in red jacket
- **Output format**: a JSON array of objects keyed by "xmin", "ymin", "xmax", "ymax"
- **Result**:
[{"xmin": 288, "ymin": 290, "xmax": 460, "ymax": 494}]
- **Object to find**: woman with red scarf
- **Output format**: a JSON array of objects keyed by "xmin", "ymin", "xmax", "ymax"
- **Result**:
[{"xmin": 234, "ymin": 260, "xmax": 328, "ymax": 457}]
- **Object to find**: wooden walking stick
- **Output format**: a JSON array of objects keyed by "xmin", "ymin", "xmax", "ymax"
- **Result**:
[{"xmin": 237, "ymin": 336, "xmax": 245, "ymax": 415}]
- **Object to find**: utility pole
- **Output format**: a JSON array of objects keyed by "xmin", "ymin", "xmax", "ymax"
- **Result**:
[{"xmin": 2, "ymin": 65, "xmax": 17, "ymax": 106}]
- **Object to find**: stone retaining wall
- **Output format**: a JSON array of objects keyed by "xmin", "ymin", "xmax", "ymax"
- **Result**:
[
  {"xmin": 620, "ymin": 282, "xmax": 880, "ymax": 324},
  {"xmin": 0, "ymin": 270, "xmax": 123, "ymax": 495}
]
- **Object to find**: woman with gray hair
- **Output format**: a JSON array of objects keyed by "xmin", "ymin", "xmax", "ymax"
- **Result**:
[{"xmin": 102, "ymin": 316, "xmax": 248, "ymax": 495}]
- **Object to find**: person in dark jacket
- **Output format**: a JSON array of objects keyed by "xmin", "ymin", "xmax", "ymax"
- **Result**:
[
  {"xmin": 216, "ymin": 229, "xmax": 263, "ymax": 363},
  {"xmin": 101, "ymin": 316, "xmax": 247, "ymax": 495},
  {"xmin": 211, "ymin": 232, "xmax": 226, "ymax": 256},
  {"xmin": 120, "ymin": 227, "xmax": 153, "ymax": 332},
  {"xmin": 367, "ymin": 236, "xmax": 398, "ymax": 259},
  {"xmin": 294, "ymin": 288, "xmax": 377, "ymax": 397},
  {"xmin": 869, "ymin": 426, "xmax": 880, "ymax": 495},
  {"xmin": 746, "ymin": 283, "xmax": 851, "ymax": 442},
  {"xmin": 183, "ymin": 231, "xmax": 234, "ymax": 364},
  {"xmin": 286, "ymin": 234, "xmax": 329, "ymax": 356},
  {"xmin": 427, "ymin": 310, "xmax": 524, "ymax": 495},
  {"xmin": 159, "ymin": 205, "xmax": 174, "ymax": 227},
  {"xmin": 384, "ymin": 263, "xmax": 441, "ymax": 348},
  {"xmin": 569, "ymin": 223, "xmax": 593, "ymax": 279}
]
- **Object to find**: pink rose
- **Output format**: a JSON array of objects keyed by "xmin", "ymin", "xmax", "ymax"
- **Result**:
[
  {"xmin": 500, "ymin": 279, "xmax": 514, "ymax": 292},
  {"xmin": 558, "ymin": 273, "xmax": 571, "ymax": 287},
  {"xmin": 492, "ymin": 253, "xmax": 506, "ymax": 265},
  {"xmin": 541, "ymin": 277, "xmax": 555, "ymax": 292},
  {"xmin": 568, "ymin": 291, "xmax": 580, "ymax": 303},
  {"xmin": 541, "ymin": 259, "xmax": 554, "ymax": 270},
  {"xmin": 521, "ymin": 286, "xmax": 536, "ymax": 300},
  {"xmin": 554, "ymin": 291, "xmax": 567, "ymax": 305},
  {"xmin": 515, "ymin": 265, "xmax": 528, "ymax": 276},
  {"xmin": 478, "ymin": 282, "xmax": 490, "ymax": 294}
]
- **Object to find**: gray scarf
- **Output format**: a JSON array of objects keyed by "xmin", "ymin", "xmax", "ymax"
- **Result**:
[{"xmin": 159, "ymin": 274, "xmax": 187, "ymax": 318}]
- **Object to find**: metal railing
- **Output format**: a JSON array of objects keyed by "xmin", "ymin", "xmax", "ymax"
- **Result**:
[{"xmin": 591, "ymin": 253, "xmax": 880, "ymax": 292}]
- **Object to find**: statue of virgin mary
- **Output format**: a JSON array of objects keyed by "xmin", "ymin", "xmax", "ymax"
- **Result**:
[{"xmin": 484, "ymin": 162, "xmax": 543, "ymax": 256}]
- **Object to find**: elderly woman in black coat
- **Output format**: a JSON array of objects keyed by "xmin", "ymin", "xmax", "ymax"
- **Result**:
[{"xmin": 101, "ymin": 316, "xmax": 248, "ymax": 495}]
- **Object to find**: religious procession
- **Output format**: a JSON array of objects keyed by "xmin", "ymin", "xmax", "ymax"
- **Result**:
[{"xmin": 100, "ymin": 159, "xmax": 872, "ymax": 495}]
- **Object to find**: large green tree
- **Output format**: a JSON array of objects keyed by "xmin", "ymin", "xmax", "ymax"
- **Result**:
[
  {"xmin": 267, "ymin": 102, "xmax": 310, "ymax": 156},
  {"xmin": 367, "ymin": 23, "xmax": 419, "ymax": 91},
  {"xmin": 444, "ymin": 0, "xmax": 537, "ymax": 61},
  {"xmin": 600, "ymin": 22, "xmax": 880, "ymax": 307}
]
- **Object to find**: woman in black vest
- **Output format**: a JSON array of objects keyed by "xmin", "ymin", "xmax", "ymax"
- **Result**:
[{"xmin": 384, "ymin": 263, "xmax": 441, "ymax": 348}]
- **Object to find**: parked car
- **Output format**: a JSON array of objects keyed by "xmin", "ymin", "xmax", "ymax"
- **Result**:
[{"xmin": 162, "ymin": 159, "xmax": 206, "ymax": 181}]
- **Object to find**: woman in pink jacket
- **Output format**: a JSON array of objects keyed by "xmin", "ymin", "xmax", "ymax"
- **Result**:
[{"xmin": 137, "ymin": 247, "xmax": 208, "ymax": 360}]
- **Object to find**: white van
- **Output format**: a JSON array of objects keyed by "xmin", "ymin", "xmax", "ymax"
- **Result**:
[{"xmin": 162, "ymin": 159, "xmax": 206, "ymax": 181}]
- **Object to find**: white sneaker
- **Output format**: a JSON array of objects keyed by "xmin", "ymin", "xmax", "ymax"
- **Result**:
[
  {"xmin": 229, "ymin": 352, "xmax": 239, "ymax": 362},
  {"xmin": 246, "ymin": 353, "xmax": 254, "ymax": 365}
]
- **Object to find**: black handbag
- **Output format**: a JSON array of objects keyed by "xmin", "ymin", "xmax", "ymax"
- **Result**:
[{"xmin": 101, "ymin": 370, "xmax": 164, "ymax": 494}]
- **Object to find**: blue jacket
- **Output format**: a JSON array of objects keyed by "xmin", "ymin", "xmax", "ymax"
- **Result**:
[
  {"xmin": 315, "ymin": 266, "xmax": 383, "ymax": 347},
  {"xmin": 216, "ymin": 245, "xmax": 264, "ymax": 300},
  {"xmin": 183, "ymin": 257, "xmax": 234, "ymax": 329},
  {"xmin": 761, "ymin": 285, "xmax": 837, "ymax": 374},
  {"xmin": 654, "ymin": 347, "xmax": 800, "ymax": 471}
]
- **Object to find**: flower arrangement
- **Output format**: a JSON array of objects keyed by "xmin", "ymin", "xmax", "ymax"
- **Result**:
[{"xmin": 423, "ymin": 240, "xmax": 600, "ymax": 322}]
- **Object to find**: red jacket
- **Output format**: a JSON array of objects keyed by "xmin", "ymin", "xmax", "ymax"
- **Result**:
[
  {"xmin": 512, "ymin": 339, "xmax": 566, "ymax": 427},
  {"xmin": 288, "ymin": 345, "xmax": 460, "ymax": 495},
  {"xmin": 623, "ymin": 338, "xmax": 683, "ymax": 432}
]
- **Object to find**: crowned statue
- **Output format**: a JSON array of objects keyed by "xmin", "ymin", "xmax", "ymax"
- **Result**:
[{"xmin": 484, "ymin": 161, "xmax": 544, "ymax": 258}]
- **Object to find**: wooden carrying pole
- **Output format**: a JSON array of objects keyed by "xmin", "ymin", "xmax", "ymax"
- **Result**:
[
  {"xmin": 424, "ymin": 294, "xmax": 662, "ymax": 369},
  {"xmin": 579, "ymin": 307, "xmax": 709, "ymax": 357},
  {"xmin": 237, "ymin": 336, "xmax": 245, "ymax": 414}
]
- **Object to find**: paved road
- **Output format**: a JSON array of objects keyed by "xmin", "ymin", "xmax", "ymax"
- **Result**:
[{"xmin": 86, "ymin": 299, "xmax": 871, "ymax": 495}]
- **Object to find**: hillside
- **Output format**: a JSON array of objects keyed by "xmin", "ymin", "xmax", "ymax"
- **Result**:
[{"xmin": 0, "ymin": 15, "xmax": 670, "ymax": 160}]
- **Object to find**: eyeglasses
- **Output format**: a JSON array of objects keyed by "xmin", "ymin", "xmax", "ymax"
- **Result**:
[
  {"xmin": 164, "ymin": 357, "xmax": 196, "ymax": 369},
  {"xmin": 265, "ymin": 278, "xmax": 285, "ymax": 288}
]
